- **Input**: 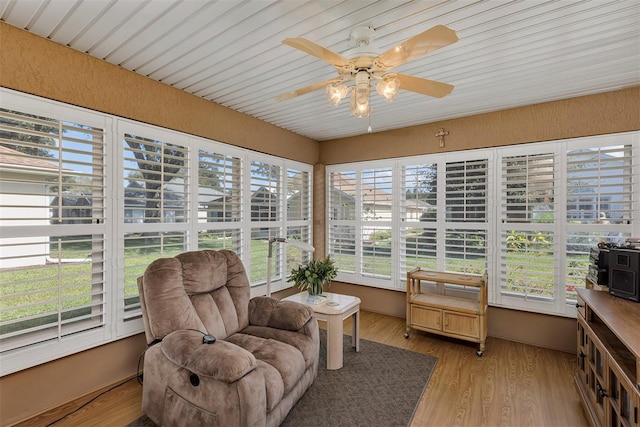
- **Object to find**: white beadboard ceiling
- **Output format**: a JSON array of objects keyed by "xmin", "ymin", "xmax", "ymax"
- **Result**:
[{"xmin": 1, "ymin": 0, "xmax": 639, "ymax": 142}]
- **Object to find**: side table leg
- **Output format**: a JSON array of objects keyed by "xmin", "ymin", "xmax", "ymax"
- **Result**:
[
  {"xmin": 326, "ymin": 314, "xmax": 343, "ymax": 370},
  {"xmin": 352, "ymin": 308, "xmax": 360, "ymax": 352}
]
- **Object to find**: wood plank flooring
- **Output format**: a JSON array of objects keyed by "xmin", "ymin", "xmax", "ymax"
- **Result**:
[{"xmin": 18, "ymin": 310, "xmax": 587, "ymax": 427}]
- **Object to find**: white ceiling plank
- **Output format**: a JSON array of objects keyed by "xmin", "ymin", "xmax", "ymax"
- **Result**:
[
  {"xmin": 70, "ymin": 0, "xmax": 150, "ymax": 55},
  {"xmin": 1, "ymin": 0, "xmax": 638, "ymax": 142},
  {"xmin": 86, "ymin": 0, "xmax": 178, "ymax": 60},
  {"xmin": 0, "ymin": 0, "xmax": 44, "ymax": 29},
  {"xmin": 146, "ymin": 1, "xmax": 279, "ymax": 83},
  {"xmin": 47, "ymin": 0, "xmax": 113, "ymax": 46},
  {"xmin": 127, "ymin": 0, "xmax": 242, "ymax": 76},
  {"xmin": 26, "ymin": 0, "xmax": 78, "ymax": 37},
  {"xmin": 105, "ymin": 0, "xmax": 210, "ymax": 67}
]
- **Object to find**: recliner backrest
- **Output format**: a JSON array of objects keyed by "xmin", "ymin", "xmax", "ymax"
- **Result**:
[{"xmin": 138, "ymin": 249, "xmax": 251, "ymax": 345}]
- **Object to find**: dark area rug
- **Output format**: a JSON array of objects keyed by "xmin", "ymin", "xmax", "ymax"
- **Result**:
[{"xmin": 127, "ymin": 330, "xmax": 437, "ymax": 427}]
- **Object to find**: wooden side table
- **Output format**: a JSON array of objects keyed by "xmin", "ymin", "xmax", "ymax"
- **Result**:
[{"xmin": 282, "ymin": 291, "xmax": 360, "ymax": 370}]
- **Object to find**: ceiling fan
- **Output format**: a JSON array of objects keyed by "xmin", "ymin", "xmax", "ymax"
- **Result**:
[{"xmin": 276, "ymin": 25, "xmax": 458, "ymax": 118}]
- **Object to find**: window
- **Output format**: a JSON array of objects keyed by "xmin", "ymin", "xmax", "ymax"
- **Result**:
[
  {"xmin": 498, "ymin": 151, "xmax": 556, "ymax": 311},
  {"xmin": 361, "ymin": 166, "xmax": 393, "ymax": 280},
  {"xmin": 328, "ymin": 133, "xmax": 638, "ymax": 316},
  {"xmin": 443, "ymin": 159, "xmax": 488, "ymax": 275},
  {"xmin": 402, "ymin": 163, "xmax": 437, "ymax": 273},
  {"xmin": 0, "ymin": 102, "xmax": 108, "ymax": 372},
  {"xmin": 120, "ymin": 129, "xmax": 190, "ymax": 326},
  {"xmin": 328, "ymin": 155, "xmax": 490, "ymax": 289},
  {"xmin": 328, "ymin": 171, "xmax": 356, "ymax": 274},
  {"xmin": 564, "ymin": 140, "xmax": 635, "ymax": 303},
  {"xmin": 0, "ymin": 89, "xmax": 312, "ymax": 375}
]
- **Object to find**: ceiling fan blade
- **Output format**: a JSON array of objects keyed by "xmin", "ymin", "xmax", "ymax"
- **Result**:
[
  {"xmin": 396, "ymin": 73, "xmax": 454, "ymax": 98},
  {"xmin": 275, "ymin": 78, "xmax": 342, "ymax": 102},
  {"xmin": 376, "ymin": 25, "xmax": 458, "ymax": 69},
  {"xmin": 283, "ymin": 37, "xmax": 352, "ymax": 67}
]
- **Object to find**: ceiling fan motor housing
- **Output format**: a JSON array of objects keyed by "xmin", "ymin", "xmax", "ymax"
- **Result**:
[{"xmin": 350, "ymin": 26, "xmax": 375, "ymax": 47}]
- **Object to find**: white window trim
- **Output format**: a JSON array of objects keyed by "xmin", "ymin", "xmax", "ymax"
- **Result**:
[
  {"xmin": 327, "ymin": 133, "xmax": 639, "ymax": 318},
  {"xmin": 0, "ymin": 88, "xmax": 313, "ymax": 375}
]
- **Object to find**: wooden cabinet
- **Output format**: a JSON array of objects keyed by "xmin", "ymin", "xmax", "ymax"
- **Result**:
[
  {"xmin": 575, "ymin": 289, "xmax": 640, "ymax": 427},
  {"xmin": 405, "ymin": 268, "xmax": 487, "ymax": 356}
]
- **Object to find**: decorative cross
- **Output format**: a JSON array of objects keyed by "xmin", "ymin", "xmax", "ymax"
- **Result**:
[{"xmin": 435, "ymin": 128, "xmax": 449, "ymax": 148}]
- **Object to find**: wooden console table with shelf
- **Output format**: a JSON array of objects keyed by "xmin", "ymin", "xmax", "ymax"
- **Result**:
[
  {"xmin": 575, "ymin": 289, "xmax": 640, "ymax": 427},
  {"xmin": 405, "ymin": 267, "xmax": 487, "ymax": 356}
]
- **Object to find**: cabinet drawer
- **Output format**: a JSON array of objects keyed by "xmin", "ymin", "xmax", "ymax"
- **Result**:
[
  {"xmin": 443, "ymin": 311, "xmax": 479, "ymax": 338},
  {"xmin": 411, "ymin": 305, "xmax": 441, "ymax": 331}
]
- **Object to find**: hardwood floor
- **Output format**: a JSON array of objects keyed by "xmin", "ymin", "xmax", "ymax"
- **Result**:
[{"xmin": 19, "ymin": 310, "xmax": 587, "ymax": 427}]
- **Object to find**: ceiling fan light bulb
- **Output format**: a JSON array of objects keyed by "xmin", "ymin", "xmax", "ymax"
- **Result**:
[
  {"xmin": 350, "ymin": 89, "xmax": 370, "ymax": 118},
  {"xmin": 376, "ymin": 74, "xmax": 400, "ymax": 102},
  {"xmin": 355, "ymin": 82, "xmax": 369, "ymax": 105},
  {"xmin": 326, "ymin": 83, "xmax": 348, "ymax": 107}
]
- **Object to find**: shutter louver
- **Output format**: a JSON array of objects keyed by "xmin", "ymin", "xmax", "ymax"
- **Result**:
[
  {"xmin": 122, "ymin": 133, "xmax": 188, "ymax": 320},
  {"xmin": 198, "ymin": 151, "xmax": 242, "ymax": 223},
  {"xmin": 328, "ymin": 171, "xmax": 357, "ymax": 274},
  {"xmin": 0, "ymin": 108, "xmax": 106, "ymax": 352},
  {"xmin": 401, "ymin": 163, "xmax": 438, "ymax": 277},
  {"xmin": 566, "ymin": 145, "xmax": 633, "ymax": 223},
  {"xmin": 446, "ymin": 159, "xmax": 487, "ymax": 222}
]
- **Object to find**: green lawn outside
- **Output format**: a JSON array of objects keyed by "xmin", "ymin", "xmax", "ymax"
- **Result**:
[{"xmin": 1, "ymin": 242, "xmax": 589, "ymax": 333}]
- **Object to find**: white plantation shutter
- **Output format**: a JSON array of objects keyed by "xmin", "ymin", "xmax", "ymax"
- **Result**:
[
  {"xmin": 0, "ymin": 89, "xmax": 314, "ymax": 374},
  {"xmin": 250, "ymin": 161, "xmax": 280, "ymax": 222},
  {"xmin": 502, "ymin": 153, "xmax": 555, "ymax": 223},
  {"xmin": 443, "ymin": 159, "xmax": 488, "ymax": 275},
  {"xmin": 445, "ymin": 159, "xmax": 488, "ymax": 222},
  {"xmin": 566, "ymin": 145, "xmax": 634, "ymax": 223},
  {"xmin": 249, "ymin": 160, "xmax": 282, "ymax": 285},
  {"xmin": 287, "ymin": 168, "xmax": 310, "ymax": 222},
  {"xmin": 401, "ymin": 163, "xmax": 438, "ymax": 278},
  {"xmin": 0, "ymin": 107, "xmax": 107, "ymax": 354},
  {"xmin": 123, "ymin": 134, "xmax": 188, "ymax": 223},
  {"xmin": 499, "ymin": 152, "xmax": 556, "ymax": 307},
  {"xmin": 286, "ymin": 225, "xmax": 312, "ymax": 273},
  {"xmin": 564, "ymin": 141, "xmax": 635, "ymax": 302},
  {"xmin": 286, "ymin": 167, "xmax": 312, "ymax": 272},
  {"xmin": 361, "ymin": 167, "xmax": 393, "ymax": 280},
  {"xmin": 198, "ymin": 150, "xmax": 242, "ymax": 223},
  {"xmin": 121, "ymin": 132, "xmax": 189, "ymax": 323},
  {"xmin": 443, "ymin": 228, "xmax": 487, "ymax": 275},
  {"xmin": 328, "ymin": 171, "xmax": 357, "ymax": 274}
]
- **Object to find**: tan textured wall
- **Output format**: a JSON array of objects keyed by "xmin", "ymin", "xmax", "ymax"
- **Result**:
[
  {"xmin": 0, "ymin": 334, "xmax": 147, "ymax": 425},
  {"xmin": 0, "ymin": 22, "xmax": 319, "ymax": 164},
  {"xmin": 320, "ymin": 86, "xmax": 640, "ymax": 164},
  {"xmin": 0, "ymin": 22, "xmax": 319, "ymax": 426},
  {"xmin": 327, "ymin": 282, "xmax": 577, "ymax": 353}
]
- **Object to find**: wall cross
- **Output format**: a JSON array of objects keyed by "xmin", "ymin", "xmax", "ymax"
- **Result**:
[{"xmin": 435, "ymin": 128, "xmax": 449, "ymax": 148}]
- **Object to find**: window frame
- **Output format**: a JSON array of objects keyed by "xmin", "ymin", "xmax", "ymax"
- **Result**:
[
  {"xmin": 327, "ymin": 133, "xmax": 638, "ymax": 318},
  {"xmin": 0, "ymin": 88, "xmax": 313, "ymax": 375}
]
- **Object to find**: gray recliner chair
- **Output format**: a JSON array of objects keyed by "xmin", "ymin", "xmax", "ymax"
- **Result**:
[{"xmin": 138, "ymin": 249, "xmax": 319, "ymax": 427}]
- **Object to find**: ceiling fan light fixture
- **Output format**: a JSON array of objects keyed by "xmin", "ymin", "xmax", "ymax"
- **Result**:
[
  {"xmin": 376, "ymin": 73, "xmax": 400, "ymax": 102},
  {"xmin": 350, "ymin": 71, "xmax": 371, "ymax": 118},
  {"xmin": 326, "ymin": 82, "xmax": 348, "ymax": 106}
]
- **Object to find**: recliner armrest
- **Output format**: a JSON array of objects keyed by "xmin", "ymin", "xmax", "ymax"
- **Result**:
[
  {"xmin": 249, "ymin": 296, "xmax": 314, "ymax": 331},
  {"xmin": 160, "ymin": 330, "xmax": 256, "ymax": 383}
]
